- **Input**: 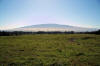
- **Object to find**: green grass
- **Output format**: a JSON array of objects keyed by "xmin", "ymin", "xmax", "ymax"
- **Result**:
[{"xmin": 0, "ymin": 34, "xmax": 100, "ymax": 66}]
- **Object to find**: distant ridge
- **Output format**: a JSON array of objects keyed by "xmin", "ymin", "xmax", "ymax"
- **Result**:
[
  {"xmin": 22, "ymin": 24, "xmax": 74, "ymax": 28},
  {"xmin": 12, "ymin": 24, "xmax": 97, "ymax": 32}
]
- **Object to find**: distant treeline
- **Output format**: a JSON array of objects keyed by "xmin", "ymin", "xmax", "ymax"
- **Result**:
[{"xmin": 0, "ymin": 30, "xmax": 100, "ymax": 36}]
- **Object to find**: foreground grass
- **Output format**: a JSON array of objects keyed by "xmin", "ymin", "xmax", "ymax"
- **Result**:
[{"xmin": 0, "ymin": 34, "xmax": 100, "ymax": 66}]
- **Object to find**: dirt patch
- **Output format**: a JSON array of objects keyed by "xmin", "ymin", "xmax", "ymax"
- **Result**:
[
  {"xmin": 69, "ymin": 38, "xmax": 76, "ymax": 42},
  {"xmin": 19, "ymin": 50, "xmax": 24, "ymax": 51}
]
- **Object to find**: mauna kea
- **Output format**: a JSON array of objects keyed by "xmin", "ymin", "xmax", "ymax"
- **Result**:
[{"xmin": 12, "ymin": 24, "xmax": 97, "ymax": 32}]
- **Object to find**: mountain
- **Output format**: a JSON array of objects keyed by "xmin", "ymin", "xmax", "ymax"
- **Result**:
[
  {"xmin": 22, "ymin": 24, "xmax": 74, "ymax": 28},
  {"xmin": 12, "ymin": 24, "xmax": 97, "ymax": 32}
]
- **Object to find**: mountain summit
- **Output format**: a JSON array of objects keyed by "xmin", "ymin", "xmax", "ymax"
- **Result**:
[
  {"xmin": 22, "ymin": 24, "xmax": 74, "ymax": 28},
  {"xmin": 13, "ymin": 24, "xmax": 97, "ymax": 32}
]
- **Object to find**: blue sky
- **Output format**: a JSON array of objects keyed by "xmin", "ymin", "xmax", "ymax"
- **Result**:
[{"xmin": 0, "ymin": 0, "xmax": 100, "ymax": 30}]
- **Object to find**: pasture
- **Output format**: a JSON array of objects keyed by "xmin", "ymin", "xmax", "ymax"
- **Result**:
[{"xmin": 0, "ymin": 34, "xmax": 100, "ymax": 66}]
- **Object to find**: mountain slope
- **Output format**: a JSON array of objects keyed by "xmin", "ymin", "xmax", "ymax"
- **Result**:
[
  {"xmin": 22, "ymin": 24, "xmax": 74, "ymax": 28},
  {"xmin": 13, "ymin": 24, "xmax": 97, "ymax": 32}
]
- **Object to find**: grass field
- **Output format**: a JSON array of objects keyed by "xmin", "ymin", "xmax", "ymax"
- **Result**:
[{"xmin": 0, "ymin": 34, "xmax": 100, "ymax": 66}]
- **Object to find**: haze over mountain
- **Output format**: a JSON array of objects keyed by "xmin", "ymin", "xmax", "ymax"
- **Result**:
[{"xmin": 11, "ymin": 24, "xmax": 97, "ymax": 32}]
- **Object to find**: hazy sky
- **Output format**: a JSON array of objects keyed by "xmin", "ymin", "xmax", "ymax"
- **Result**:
[{"xmin": 0, "ymin": 0, "xmax": 100, "ymax": 30}]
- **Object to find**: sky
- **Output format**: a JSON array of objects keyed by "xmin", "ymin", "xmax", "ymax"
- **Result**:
[{"xmin": 0, "ymin": 0, "xmax": 100, "ymax": 30}]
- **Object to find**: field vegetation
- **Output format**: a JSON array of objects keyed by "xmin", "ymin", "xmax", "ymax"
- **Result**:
[{"xmin": 0, "ymin": 34, "xmax": 100, "ymax": 66}]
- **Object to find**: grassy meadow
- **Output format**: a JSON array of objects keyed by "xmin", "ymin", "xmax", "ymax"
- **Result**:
[{"xmin": 0, "ymin": 34, "xmax": 100, "ymax": 66}]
